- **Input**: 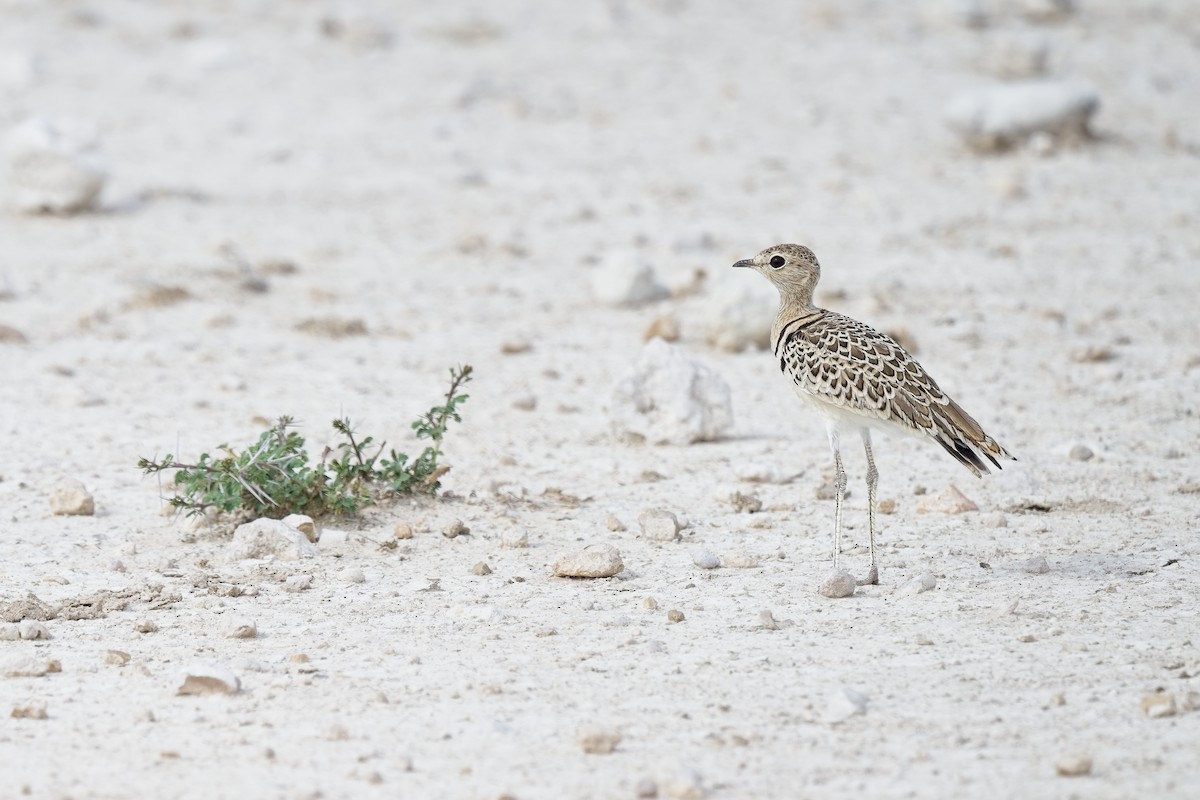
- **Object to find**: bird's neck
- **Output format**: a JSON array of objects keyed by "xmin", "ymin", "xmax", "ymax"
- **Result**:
[{"xmin": 770, "ymin": 292, "xmax": 820, "ymax": 347}]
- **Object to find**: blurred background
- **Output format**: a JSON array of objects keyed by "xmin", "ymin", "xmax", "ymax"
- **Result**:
[{"xmin": 0, "ymin": 0, "xmax": 1197, "ymax": 487}]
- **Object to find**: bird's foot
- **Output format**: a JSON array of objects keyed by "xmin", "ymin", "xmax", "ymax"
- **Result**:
[{"xmin": 855, "ymin": 565, "xmax": 879, "ymax": 586}]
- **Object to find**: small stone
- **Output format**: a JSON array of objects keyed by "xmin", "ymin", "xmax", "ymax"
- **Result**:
[
  {"xmin": 667, "ymin": 609, "xmax": 685, "ymax": 623},
  {"xmin": 442, "ymin": 519, "xmax": 469, "ymax": 539},
  {"xmin": 700, "ymin": 274, "xmax": 775, "ymax": 351},
  {"xmin": 177, "ymin": 663, "xmax": 240, "ymax": 696},
  {"xmin": 500, "ymin": 528, "xmax": 529, "ymax": 548},
  {"xmin": 471, "ymin": 562, "xmax": 493, "ymax": 576},
  {"xmin": 638, "ymin": 509, "xmax": 682, "ymax": 542},
  {"xmin": 1180, "ymin": 692, "xmax": 1200, "ymax": 712},
  {"xmin": 227, "ymin": 621, "xmax": 257, "ymax": 639},
  {"xmin": 721, "ymin": 549, "xmax": 759, "ymax": 569},
  {"xmin": 134, "ymin": 619, "xmax": 158, "ymax": 634},
  {"xmin": 666, "ymin": 764, "xmax": 706, "ymax": 799},
  {"xmin": 818, "ymin": 570, "xmax": 856, "ymax": 598},
  {"xmin": 823, "ymin": 686, "xmax": 869, "ymax": 723},
  {"xmin": 1068, "ymin": 444, "xmax": 1094, "ymax": 462},
  {"xmin": 635, "ymin": 778, "xmax": 659, "ymax": 798},
  {"xmin": 6, "ymin": 116, "xmax": 106, "ymax": 214},
  {"xmin": 326, "ymin": 723, "xmax": 350, "ymax": 741},
  {"xmin": 644, "ymin": 314, "xmax": 681, "ymax": 343},
  {"xmin": 643, "ymin": 597, "xmax": 659, "ymax": 611},
  {"xmin": 610, "ymin": 339, "xmax": 733, "ymax": 445},
  {"xmin": 17, "ymin": 621, "xmax": 50, "ymax": 640},
  {"xmin": 1017, "ymin": 634, "xmax": 1037, "ymax": 643},
  {"xmin": 340, "ymin": 567, "xmax": 366, "ymax": 584},
  {"xmin": 589, "ymin": 253, "xmax": 668, "ymax": 307},
  {"xmin": 900, "ymin": 572, "xmax": 938, "ymax": 595},
  {"xmin": 0, "ymin": 594, "xmax": 56, "ymax": 623},
  {"xmin": 11, "ymin": 701, "xmax": 48, "ymax": 720},
  {"xmin": 1021, "ymin": 555, "xmax": 1050, "ymax": 574},
  {"xmin": 606, "ymin": 514, "xmax": 627, "ymax": 532},
  {"xmin": 1141, "ymin": 692, "xmax": 1176, "ymax": 718},
  {"xmin": 1049, "ymin": 692, "xmax": 1066, "ymax": 706},
  {"xmin": 876, "ymin": 498, "xmax": 897, "ymax": 514},
  {"xmin": 0, "ymin": 324, "xmax": 28, "ymax": 343},
  {"xmin": 758, "ymin": 610, "xmax": 779, "ymax": 630},
  {"xmin": 281, "ymin": 514, "xmax": 317, "ymax": 542},
  {"xmin": 691, "ymin": 549, "xmax": 720, "ymax": 570},
  {"xmin": 283, "ymin": 575, "xmax": 312, "ymax": 593},
  {"xmin": 916, "ymin": 484, "xmax": 978, "ymax": 514},
  {"xmin": 512, "ymin": 395, "xmax": 537, "ymax": 412},
  {"xmin": 104, "ymin": 650, "xmax": 130, "ymax": 666},
  {"xmin": 945, "ymin": 80, "xmax": 1100, "ymax": 153},
  {"xmin": 983, "ymin": 512, "xmax": 1008, "ymax": 528},
  {"xmin": 552, "ymin": 544, "xmax": 624, "ymax": 578},
  {"xmin": 393, "ymin": 522, "xmax": 414, "ymax": 540},
  {"xmin": 48, "ymin": 479, "xmax": 94, "ymax": 516},
  {"xmin": 0, "ymin": 625, "xmax": 17, "ymax": 641},
  {"xmin": 578, "ymin": 726, "xmax": 622, "ymax": 754},
  {"xmin": 2, "ymin": 657, "xmax": 61, "ymax": 678},
  {"xmin": 1054, "ymin": 754, "xmax": 1092, "ymax": 777},
  {"xmin": 229, "ymin": 518, "xmax": 318, "ymax": 561},
  {"xmin": 915, "ymin": 634, "xmax": 934, "ymax": 646},
  {"xmin": 500, "ymin": 338, "xmax": 532, "ymax": 355}
]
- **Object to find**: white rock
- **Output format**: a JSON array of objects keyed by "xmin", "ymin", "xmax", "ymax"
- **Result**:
[
  {"xmin": 823, "ymin": 686, "xmax": 869, "ymax": 724},
  {"xmin": 1, "ymin": 656, "xmax": 61, "ymax": 678},
  {"xmin": 916, "ymin": 484, "xmax": 978, "ymax": 514},
  {"xmin": 339, "ymin": 567, "xmax": 366, "ymax": 584},
  {"xmin": 666, "ymin": 763, "xmax": 706, "ymax": 799},
  {"xmin": 500, "ymin": 528, "xmax": 529, "ymax": 548},
  {"xmin": 818, "ymin": 570, "xmax": 856, "ymax": 598},
  {"xmin": 699, "ymin": 274, "xmax": 776, "ymax": 352},
  {"xmin": 691, "ymin": 549, "xmax": 720, "ymax": 569},
  {"xmin": 226, "ymin": 620, "xmax": 257, "ymax": 639},
  {"xmin": 5, "ymin": 116, "xmax": 106, "ymax": 214},
  {"xmin": 945, "ymin": 81, "xmax": 1100, "ymax": 152},
  {"xmin": 721, "ymin": 549, "xmax": 760, "ymax": 569},
  {"xmin": 900, "ymin": 572, "xmax": 938, "ymax": 595},
  {"xmin": 176, "ymin": 662, "xmax": 240, "ymax": 695},
  {"xmin": 638, "ymin": 508, "xmax": 682, "ymax": 542},
  {"xmin": 0, "ymin": 625, "xmax": 18, "ymax": 641},
  {"xmin": 610, "ymin": 339, "xmax": 733, "ymax": 445},
  {"xmin": 281, "ymin": 513, "xmax": 317, "ymax": 542},
  {"xmin": 578, "ymin": 725, "xmax": 622, "ymax": 754},
  {"xmin": 283, "ymin": 575, "xmax": 312, "ymax": 593},
  {"xmin": 553, "ymin": 544, "xmax": 624, "ymax": 578},
  {"xmin": 17, "ymin": 621, "xmax": 51, "ymax": 640},
  {"xmin": 1022, "ymin": 555, "xmax": 1050, "ymax": 574},
  {"xmin": 48, "ymin": 478, "xmax": 94, "ymax": 516},
  {"xmin": 589, "ymin": 252, "xmax": 668, "ymax": 307},
  {"xmin": 228, "ymin": 518, "xmax": 318, "ymax": 561}
]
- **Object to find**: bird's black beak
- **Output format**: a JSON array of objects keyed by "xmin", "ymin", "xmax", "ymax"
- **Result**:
[{"xmin": 732, "ymin": 259, "xmax": 754, "ymax": 269}]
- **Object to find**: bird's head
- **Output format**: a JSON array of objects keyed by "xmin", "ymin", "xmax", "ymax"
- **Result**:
[{"xmin": 732, "ymin": 243, "xmax": 821, "ymax": 304}]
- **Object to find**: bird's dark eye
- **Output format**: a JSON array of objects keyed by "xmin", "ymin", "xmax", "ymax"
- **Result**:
[{"xmin": 769, "ymin": 255, "xmax": 786, "ymax": 269}]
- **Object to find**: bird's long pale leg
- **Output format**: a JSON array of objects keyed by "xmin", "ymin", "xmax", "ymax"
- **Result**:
[
  {"xmin": 830, "ymin": 435, "xmax": 847, "ymax": 571},
  {"xmin": 860, "ymin": 430, "xmax": 880, "ymax": 586}
]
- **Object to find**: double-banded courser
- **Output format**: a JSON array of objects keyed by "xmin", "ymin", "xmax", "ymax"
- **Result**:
[{"xmin": 735, "ymin": 244, "xmax": 1015, "ymax": 586}]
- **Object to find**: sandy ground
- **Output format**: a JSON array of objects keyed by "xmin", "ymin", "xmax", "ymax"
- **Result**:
[{"xmin": 2, "ymin": 1, "xmax": 1199, "ymax": 798}]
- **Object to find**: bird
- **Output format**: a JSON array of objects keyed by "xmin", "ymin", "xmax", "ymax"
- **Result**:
[{"xmin": 733, "ymin": 243, "xmax": 1015, "ymax": 587}]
